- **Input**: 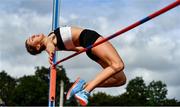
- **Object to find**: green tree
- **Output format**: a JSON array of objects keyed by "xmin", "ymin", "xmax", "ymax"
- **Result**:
[
  {"xmin": 88, "ymin": 92, "xmax": 113, "ymax": 106},
  {"xmin": 146, "ymin": 80, "xmax": 167, "ymax": 105},
  {"xmin": 0, "ymin": 71, "xmax": 16, "ymax": 105},
  {"xmin": 12, "ymin": 75, "xmax": 48, "ymax": 106},
  {"xmin": 163, "ymin": 98, "xmax": 180, "ymax": 106},
  {"xmin": 2, "ymin": 68, "xmax": 180, "ymax": 106},
  {"xmin": 125, "ymin": 77, "xmax": 148, "ymax": 105},
  {"xmin": 89, "ymin": 76, "xmax": 180, "ymax": 106},
  {"xmin": 35, "ymin": 66, "xmax": 49, "ymax": 83},
  {"xmin": 5, "ymin": 66, "xmax": 71, "ymax": 106}
]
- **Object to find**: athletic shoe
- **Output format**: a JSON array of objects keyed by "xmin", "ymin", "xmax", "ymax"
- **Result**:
[
  {"xmin": 66, "ymin": 77, "xmax": 86, "ymax": 100},
  {"xmin": 75, "ymin": 90, "xmax": 90, "ymax": 106}
]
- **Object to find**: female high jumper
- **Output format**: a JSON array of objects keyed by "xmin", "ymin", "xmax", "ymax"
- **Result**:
[{"xmin": 25, "ymin": 26, "xmax": 126, "ymax": 106}]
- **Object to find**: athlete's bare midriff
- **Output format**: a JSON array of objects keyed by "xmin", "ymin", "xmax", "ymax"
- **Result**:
[{"xmin": 71, "ymin": 26, "xmax": 84, "ymax": 47}]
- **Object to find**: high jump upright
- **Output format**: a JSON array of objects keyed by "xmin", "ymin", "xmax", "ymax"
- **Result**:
[{"xmin": 49, "ymin": 0, "xmax": 60, "ymax": 107}]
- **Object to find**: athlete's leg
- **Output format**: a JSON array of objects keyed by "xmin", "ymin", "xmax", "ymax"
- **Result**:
[
  {"xmin": 84, "ymin": 37, "xmax": 126, "ymax": 92},
  {"xmin": 95, "ymin": 59, "xmax": 126, "ymax": 87},
  {"xmin": 84, "ymin": 59, "xmax": 126, "ymax": 88}
]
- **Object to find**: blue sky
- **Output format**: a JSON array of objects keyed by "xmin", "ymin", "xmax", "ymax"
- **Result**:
[{"xmin": 0, "ymin": 0, "xmax": 180, "ymax": 100}]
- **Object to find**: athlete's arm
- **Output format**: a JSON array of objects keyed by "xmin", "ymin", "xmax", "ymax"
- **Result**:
[{"xmin": 46, "ymin": 42, "xmax": 56, "ymax": 65}]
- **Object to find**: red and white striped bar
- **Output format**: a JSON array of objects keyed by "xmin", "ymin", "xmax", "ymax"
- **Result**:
[{"xmin": 55, "ymin": 0, "xmax": 179, "ymax": 66}]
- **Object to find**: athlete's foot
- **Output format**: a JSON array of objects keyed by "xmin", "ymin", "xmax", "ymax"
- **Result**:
[
  {"xmin": 75, "ymin": 90, "xmax": 90, "ymax": 106},
  {"xmin": 66, "ymin": 77, "xmax": 86, "ymax": 100}
]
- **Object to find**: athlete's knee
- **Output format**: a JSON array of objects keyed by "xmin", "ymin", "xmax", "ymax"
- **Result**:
[
  {"xmin": 120, "ymin": 75, "xmax": 127, "ymax": 86},
  {"xmin": 111, "ymin": 60, "xmax": 124, "ymax": 72},
  {"xmin": 116, "ymin": 74, "xmax": 127, "ymax": 86}
]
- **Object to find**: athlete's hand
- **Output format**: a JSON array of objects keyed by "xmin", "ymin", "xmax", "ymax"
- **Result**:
[
  {"xmin": 48, "ymin": 52, "xmax": 55, "ymax": 65},
  {"xmin": 75, "ymin": 47, "xmax": 85, "ymax": 52}
]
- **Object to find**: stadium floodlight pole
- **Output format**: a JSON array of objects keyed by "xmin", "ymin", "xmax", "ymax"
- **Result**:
[
  {"xmin": 54, "ymin": 0, "xmax": 179, "ymax": 66},
  {"xmin": 49, "ymin": 0, "xmax": 60, "ymax": 107}
]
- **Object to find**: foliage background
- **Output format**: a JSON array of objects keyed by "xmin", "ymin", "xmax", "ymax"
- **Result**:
[{"xmin": 0, "ymin": 66, "xmax": 179, "ymax": 106}]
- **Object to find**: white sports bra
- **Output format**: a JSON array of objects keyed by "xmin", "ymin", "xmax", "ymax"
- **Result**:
[{"xmin": 53, "ymin": 26, "xmax": 76, "ymax": 50}]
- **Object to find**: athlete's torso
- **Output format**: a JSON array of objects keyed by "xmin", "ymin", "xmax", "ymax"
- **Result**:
[{"xmin": 52, "ymin": 26, "xmax": 84, "ymax": 50}]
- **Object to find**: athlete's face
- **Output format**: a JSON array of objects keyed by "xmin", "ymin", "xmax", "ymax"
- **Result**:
[{"xmin": 26, "ymin": 34, "xmax": 45, "ymax": 47}]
